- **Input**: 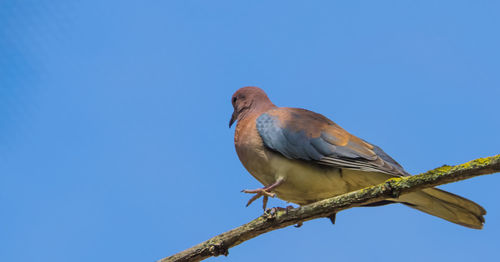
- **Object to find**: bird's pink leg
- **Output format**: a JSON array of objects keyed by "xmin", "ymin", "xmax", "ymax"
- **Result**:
[{"xmin": 242, "ymin": 178, "xmax": 284, "ymax": 210}]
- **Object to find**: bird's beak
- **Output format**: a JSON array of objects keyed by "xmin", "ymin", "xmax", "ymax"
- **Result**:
[{"xmin": 229, "ymin": 110, "xmax": 237, "ymax": 128}]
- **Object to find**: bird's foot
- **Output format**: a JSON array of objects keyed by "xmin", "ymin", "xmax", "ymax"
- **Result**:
[
  {"xmin": 266, "ymin": 205, "xmax": 294, "ymax": 214},
  {"xmin": 262, "ymin": 205, "xmax": 296, "ymax": 220},
  {"xmin": 264, "ymin": 206, "xmax": 303, "ymax": 227},
  {"xmin": 241, "ymin": 188, "xmax": 276, "ymax": 210},
  {"xmin": 241, "ymin": 178, "xmax": 285, "ymax": 210}
]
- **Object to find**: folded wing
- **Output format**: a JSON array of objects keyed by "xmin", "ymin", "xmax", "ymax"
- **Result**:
[{"xmin": 256, "ymin": 107, "xmax": 408, "ymax": 176}]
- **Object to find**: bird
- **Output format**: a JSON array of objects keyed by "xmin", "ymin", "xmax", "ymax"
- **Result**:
[{"xmin": 229, "ymin": 86, "xmax": 486, "ymax": 229}]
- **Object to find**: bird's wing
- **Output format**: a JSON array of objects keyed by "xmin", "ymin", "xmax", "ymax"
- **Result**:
[{"xmin": 256, "ymin": 107, "xmax": 408, "ymax": 176}]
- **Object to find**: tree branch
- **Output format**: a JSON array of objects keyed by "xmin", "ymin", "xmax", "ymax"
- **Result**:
[{"xmin": 159, "ymin": 155, "xmax": 500, "ymax": 262}]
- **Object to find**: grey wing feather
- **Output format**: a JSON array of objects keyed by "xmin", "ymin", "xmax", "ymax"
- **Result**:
[
  {"xmin": 257, "ymin": 113, "xmax": 323, "ymax": 160},
  {"xmin": 256, "ymin": 112, "xmax": 408, "ymax": 176}
]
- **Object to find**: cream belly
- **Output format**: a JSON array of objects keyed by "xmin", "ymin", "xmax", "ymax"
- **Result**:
[
  {"xmin": 244, "ymin": 150, "xmax": 391, "ymax": 205},
  {"xmin": 267, "ymin": 154, "xmax": 346, "ymax": 204}
]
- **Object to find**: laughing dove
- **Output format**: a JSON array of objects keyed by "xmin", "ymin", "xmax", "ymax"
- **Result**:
[{"xmin": 229, "ymin": 86, "xmax": 485, "ymax": 229}]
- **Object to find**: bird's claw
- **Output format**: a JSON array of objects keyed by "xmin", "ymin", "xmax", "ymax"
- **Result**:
[
  {"xmin": 267, "ymin": 205, "xmax": 294, "ymax": 214},
  {"xmin": 241, "ymin": 188, "xmax": 276, "ymax": 197},
  {"xmin": 242, "ymin": 188, "xmax": 276, "ymax": 210},
  {"xmin": 241, "ymin": 179, "xmax": 284, "ymax": 210}
]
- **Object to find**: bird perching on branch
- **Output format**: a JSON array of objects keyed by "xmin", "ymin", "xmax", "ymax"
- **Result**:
[{"xmin": 229, "ymin": 86, "xmax": 485, "ymax": 229}]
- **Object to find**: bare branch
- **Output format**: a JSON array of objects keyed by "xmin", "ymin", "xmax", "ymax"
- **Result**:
[{"xmin": 159, "ymin": 154, "xmax": 500, "ymax": 262}]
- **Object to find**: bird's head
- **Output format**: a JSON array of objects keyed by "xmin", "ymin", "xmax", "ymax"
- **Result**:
[{"xmin": 229, "ymin": 86, "xmax": 274, "ymax": 128}]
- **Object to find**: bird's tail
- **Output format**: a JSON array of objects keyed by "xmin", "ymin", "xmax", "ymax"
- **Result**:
[{"xmin": 397, "ymin": 188, "xmax": 486, "ymax": 229}]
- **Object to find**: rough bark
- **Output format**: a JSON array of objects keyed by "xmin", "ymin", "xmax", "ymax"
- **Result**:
[{"xmin": 159, "ymin": 154, "xmax": 500, "ymax": 262}]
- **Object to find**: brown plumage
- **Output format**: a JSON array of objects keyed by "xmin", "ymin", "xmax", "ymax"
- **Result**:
[{"xmin": 230, "ymin": 86, "xmax": 486, "ymax": 229}]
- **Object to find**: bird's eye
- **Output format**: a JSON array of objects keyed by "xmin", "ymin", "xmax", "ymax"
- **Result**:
[{"xmin": 232, "ymin": 97, "xmax": 237, "ymax": 104}]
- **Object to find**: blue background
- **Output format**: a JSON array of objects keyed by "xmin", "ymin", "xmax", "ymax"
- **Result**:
[{"xmin": 1, "ymin": 1, "xmax": 499, "ymax": 261}]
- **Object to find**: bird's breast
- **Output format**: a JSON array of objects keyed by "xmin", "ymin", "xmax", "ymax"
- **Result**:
[{"xmin": 235, "ymin": 118, "xmax": 276, "ymax": 186}]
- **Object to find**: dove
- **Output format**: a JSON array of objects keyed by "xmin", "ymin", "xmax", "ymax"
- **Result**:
[{"xmin": 229, "ymin": 86, "xmax": 485, "ymax": 229}]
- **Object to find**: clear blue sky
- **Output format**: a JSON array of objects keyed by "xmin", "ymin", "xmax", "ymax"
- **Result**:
[{"xmin": 1, "ymin": 1, "xmax": 499, "ymax": 261}]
